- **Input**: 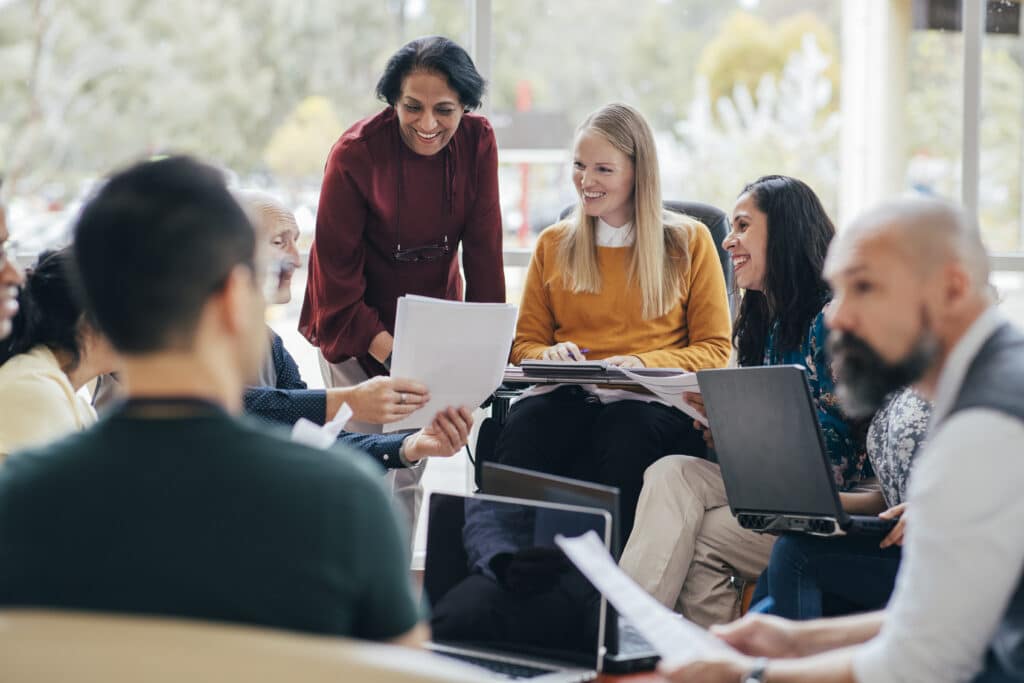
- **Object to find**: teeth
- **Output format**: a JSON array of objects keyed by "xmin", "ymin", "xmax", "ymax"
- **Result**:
[
  {"xmin": 583, "ymin": 191, "xmax": 605, "ymax": 199},
  {"xmin": 416, "ymin": 130, "xmax": 441, "ymax": 140}
]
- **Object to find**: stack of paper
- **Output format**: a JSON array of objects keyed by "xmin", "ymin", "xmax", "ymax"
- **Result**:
[
  {"xmin": 619, "ymin": 368, "xmax": 708, "ymax": 426},
  {"xmin": 386, "ymin": 295, "xmax": 518, "ymax": 432},
  {"xmin": 556, "ymin": 531, "xmax": 735, "ymax": 667}
]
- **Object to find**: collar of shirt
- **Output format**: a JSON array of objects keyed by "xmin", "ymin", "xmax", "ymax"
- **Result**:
[
  {"xmin": 595, "ymin": 218, "xmax": 635, "ymax": 248},
  {"xmin": 929, "ymin": 305, "xmax": 1005, "ymax": 426}
]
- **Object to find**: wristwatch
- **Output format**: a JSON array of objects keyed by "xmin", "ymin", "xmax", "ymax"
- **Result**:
[{"xmin": 743, "ymin": 658, "xmax": 769, "ymax": 683}]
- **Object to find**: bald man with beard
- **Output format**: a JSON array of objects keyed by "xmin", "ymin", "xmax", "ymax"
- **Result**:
[{"xmin": 659, "ymin": 198, "xmax": 1024, "ymax": 683}]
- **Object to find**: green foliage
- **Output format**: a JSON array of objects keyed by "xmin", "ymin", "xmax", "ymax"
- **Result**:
[
  {"xmin": 263, "ymin": 96, "xmax": 344, "ymax": 181},
  {"xmin": 697, "ymin": 10, "xmax": 838, "ymax": 110}
]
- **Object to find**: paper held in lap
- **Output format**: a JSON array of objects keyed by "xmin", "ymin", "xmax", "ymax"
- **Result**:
[
  {"xmin": 555, "ymin": 531, "xmax": 734, "ymax": 667},
  {"xmin": 386, "ymin": 295, "xmax": 518, "ymax": 432},
  {"xmin": 617, "ymin": 367, "xmax": 708, "ymax": 427}
]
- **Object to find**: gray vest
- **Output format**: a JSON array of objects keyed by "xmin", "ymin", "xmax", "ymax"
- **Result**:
[{"xmin": 943, "ymin": 323, "xmax": 1024, "ymax": 682}]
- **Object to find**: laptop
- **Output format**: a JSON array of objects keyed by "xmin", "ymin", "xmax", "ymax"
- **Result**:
[
  {"xmin": 423, "ymin": 492, "xmax": 610, "ymax": 682},
  {"xmin": 480, "ymin": 463, "xmax": 659, "ymax": 673},
  {"xmin": 696, "ymin": 365, "xmax": 896, "ymax": 537}
]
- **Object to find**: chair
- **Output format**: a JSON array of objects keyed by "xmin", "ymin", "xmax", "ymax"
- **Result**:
[{"xmin": 0, "ymin": 609, "xmax": 496, "ymax": 682}]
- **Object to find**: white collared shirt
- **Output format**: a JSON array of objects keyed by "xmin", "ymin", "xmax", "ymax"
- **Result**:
[
  {"xmin": 854, "ymin": 308, "xmax": 1024, "ymax": 683},
  {"xmin": 595, "ymin": 218, "xmax": 635, "ymax": 248}
]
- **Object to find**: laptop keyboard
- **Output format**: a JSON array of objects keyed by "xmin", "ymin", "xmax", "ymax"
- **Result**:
[
  {"xmin": 437, "ymin": 650, "xmax": 558, "ymax": 679},
  {"xmin": 619, "ymin": 620, "xmax": 656, "ymax": 654}
]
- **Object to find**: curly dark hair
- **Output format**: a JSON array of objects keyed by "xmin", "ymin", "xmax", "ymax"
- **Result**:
[
  {"xmin": 0, "ymin": 247, "xmax": 91, "ymax": 369},
  {"xmin": 732, "ymin": 175, "xmax": 835, "ymax": 367},
  {"xmin": 375, "ymin": 35, "xmax": 485, "ymax": 110}
]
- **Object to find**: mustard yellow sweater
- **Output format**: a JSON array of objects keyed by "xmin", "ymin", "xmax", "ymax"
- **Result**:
[{"xmin": 510, "ymin": 222, "xmax": 732, "ymax": 370}]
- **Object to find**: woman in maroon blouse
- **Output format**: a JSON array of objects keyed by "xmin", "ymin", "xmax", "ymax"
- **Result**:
[{"xmin": 300, "ymin": 36, "xmax": 506, "ymax": 397}]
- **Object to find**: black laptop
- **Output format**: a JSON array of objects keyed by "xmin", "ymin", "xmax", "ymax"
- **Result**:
[
  {"xmin": 481, "ymin": 463, "xmax": 659, "ymax": 673},
  {"xmin": 423, "ymin": 492, "xmax": 611, "ymax": 682},
  {"xmin": 696, "ymin": 365, "xmax": 895, "ymax": 537}
]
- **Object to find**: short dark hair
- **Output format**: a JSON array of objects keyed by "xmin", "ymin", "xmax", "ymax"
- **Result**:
[
  {"xmin": 0, "ymin": 247, "xmax": 91, "ymax": 368},
  {"xmin": 375, "ymin": 35, "xmax": 485, "ymax": 110},
  {"xmin": 733, "ymin": 175, "xmax": 835, "ymax": 367},
  {"xmin": 72, "ymin": 156, "xmax": 256, "ymax": 353}
]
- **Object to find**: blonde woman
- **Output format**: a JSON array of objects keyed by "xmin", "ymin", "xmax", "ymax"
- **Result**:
[{"xmin": 495, "ymin": 103, "xmax": 732, "ymax": 538}]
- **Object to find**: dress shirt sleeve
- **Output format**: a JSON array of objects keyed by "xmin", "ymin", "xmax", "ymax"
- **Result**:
[
  {"xmin": 853, "ymin": 410, "xmax": 1024, "ymax": 683},
  {"xmin": 243, "ymin": 387, "xmax": 327, "ymax": 427},
  {"xmin": 635, "ymin": 224, "xmax": 732, "ymax": 370},
  {"xmin": 509, "ymin": 231, "xmax": 557, "ymax": 363},
  {"xmin": 273, "ymin": 333, "xmax": 308, "ymax": 390},
  {"xmin": 299, "ymin": 138, "xmax": 388, "ymax": 363},
  {"xmin": 461, "ymin": 119, "xmax": 506, "ymax": 304},
  {"xmin": 335, "ymin": 430, "xmax": 409, "ymax": 470}
]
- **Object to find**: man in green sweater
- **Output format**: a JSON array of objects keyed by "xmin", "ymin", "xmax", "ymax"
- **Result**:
[{"xmin": 0, "ymin": 156, "xmax": 427, "ymax": 646}]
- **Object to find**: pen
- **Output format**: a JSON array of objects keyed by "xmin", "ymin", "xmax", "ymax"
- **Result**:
[{"xmin": 568, "ymin": 348, "xmax": 590, "ymax": 361}]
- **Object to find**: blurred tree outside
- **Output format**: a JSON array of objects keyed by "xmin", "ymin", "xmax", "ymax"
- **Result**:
[{"xmin": 263, "ymin": 96, "xmax": 344, "ymax": 182}]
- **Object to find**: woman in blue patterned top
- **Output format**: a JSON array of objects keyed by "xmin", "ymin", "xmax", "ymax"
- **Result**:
[{"xmin": 620, "ymin": 175, "xmax": 867, "ymax": 627}]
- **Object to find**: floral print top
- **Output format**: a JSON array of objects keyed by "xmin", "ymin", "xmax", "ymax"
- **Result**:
[
  {"xmin": 866, "ymin": 388, "xmax": 931, "ymax": 507},
  {"xmin": 762, "ymin": 305, "xmax": 869, "ymax": 490}
]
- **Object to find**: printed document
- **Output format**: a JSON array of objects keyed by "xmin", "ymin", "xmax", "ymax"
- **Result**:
[
  {"xmin": 555, "ymin": 531, "xmax": 734, "ymax": 666},
  {"xmin": 619, "ymin": 368, "xmax": 708, "ymax": 426},
  {"xmin": 387, "ymin": 295, "xmax": 518, "ymax": 432}
]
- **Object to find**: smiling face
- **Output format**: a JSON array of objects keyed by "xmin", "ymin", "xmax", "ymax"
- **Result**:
[
  {"xmin": 724, "ymin": 192, "xmax": 768, "ymax": 291},
  {"xmin": 395, "ymin": 69, "xmax": 465, "ymax": 156},
  {"xmin": 572, "ymin": 129, "xmax": 635, "ymax": 228}
]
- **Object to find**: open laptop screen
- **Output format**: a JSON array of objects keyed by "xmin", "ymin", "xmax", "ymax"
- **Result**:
[
  {"xmin": 481, "ymin": 463, "xmax": 622, "ymax": 558},
  {"xmin": 697, "ymin": 365, "xmax": 843, "ymax": 518},
  {"xmin": 424, "ymin": 493, "xmax": 610, "ymax": 669}
]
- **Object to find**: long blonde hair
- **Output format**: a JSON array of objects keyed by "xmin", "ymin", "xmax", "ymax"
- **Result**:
[{"xmin": 557, "ymin": 103, "xmax": 693, "ymax": 320}]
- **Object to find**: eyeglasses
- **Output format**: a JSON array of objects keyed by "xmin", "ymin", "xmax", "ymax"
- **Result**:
[
  {"xmin": 393, "ymin": 234, "xmax": 450, "ymax": 263},
  {"xmin": 0, "ymin": 239, "xmax": 20, "ymax": 272}
]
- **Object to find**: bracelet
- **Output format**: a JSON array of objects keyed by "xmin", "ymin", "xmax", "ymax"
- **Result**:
[{"xmin": 742, "ymin": 657, "xmax": 768, "ymax": 683}]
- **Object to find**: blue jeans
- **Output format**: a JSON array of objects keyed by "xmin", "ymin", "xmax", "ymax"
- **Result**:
[{"xmin": 751, "ymin": 533, "xmax": 902, "ymax": 620}]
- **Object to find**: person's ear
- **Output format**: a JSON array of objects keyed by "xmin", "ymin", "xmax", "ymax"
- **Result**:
[{"xmin": 217, "ymin": 265, "xmax": 256, "ymax": 337}]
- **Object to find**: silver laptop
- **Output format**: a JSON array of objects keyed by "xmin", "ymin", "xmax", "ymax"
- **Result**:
[
  {"xmin": 697, "ymin": 365, "xmax": 895, "ymax": 537},
  {"xmin": 423, "ymin": 492, "xmax": 611, "ymax": 682}
]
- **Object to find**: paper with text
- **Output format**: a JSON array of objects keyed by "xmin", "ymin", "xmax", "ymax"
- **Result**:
[
  {"xmin": 387, "ymin": 295, "xmax": 518, "ymax": 432},
  {"xmin": 619, "ymin": 368, "xmax": 708, "ymax": 427},
  {"xmin": 555, "ymin": 531, "xmax": 734, "ymax": 666}
]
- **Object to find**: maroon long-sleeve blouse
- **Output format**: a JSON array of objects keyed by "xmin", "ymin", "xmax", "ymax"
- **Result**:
[{"xmin": 299, "ymin": 107, "xmax": 506, "ymax": 376}]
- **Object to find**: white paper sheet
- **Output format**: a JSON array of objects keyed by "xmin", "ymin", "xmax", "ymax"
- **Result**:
[
  {"xmin": 290, "ymin": 403, "xmax": 353, "ymax": 450},
  {"xmin": 619, "ymin": 368, "xmax": 708, "ymax": 427},
  {"xmin": 386, "ymin": 295, "xmax": 518, "ymax": 432},
  {"xmin": 555, "ymin": 531, "xmax": 734, "ymax": 667}
]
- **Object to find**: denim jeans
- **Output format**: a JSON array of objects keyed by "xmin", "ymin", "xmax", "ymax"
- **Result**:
[{"xmin": 751, "ymin": 532, "xmax": 902, "ymax": 620}]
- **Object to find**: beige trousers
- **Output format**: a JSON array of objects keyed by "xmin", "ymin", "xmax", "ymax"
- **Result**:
[
  {"xmin": 619, "ymin": 455, "xmax": 776, "ymax": 628},
  {"xmin": 317, "ymin": 352, "xmax": 426, "ymax": 546}
]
